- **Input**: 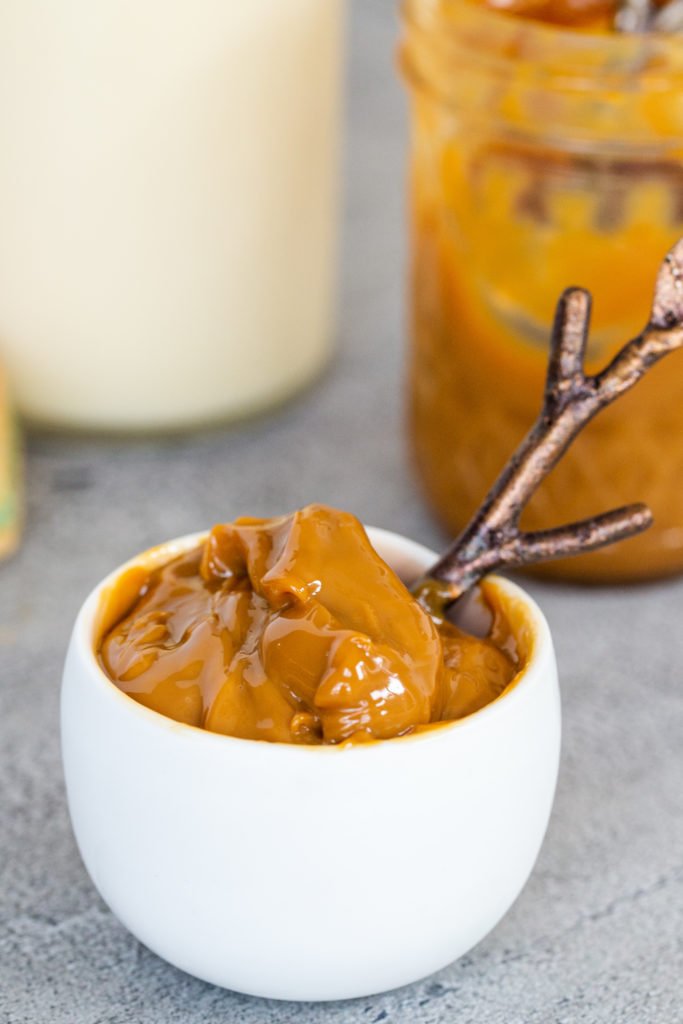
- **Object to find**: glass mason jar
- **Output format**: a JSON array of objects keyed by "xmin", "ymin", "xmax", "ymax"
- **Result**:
[
  {"xmin": 400, "ymin": 0, "xmax": 683, "ymax": 582},
  {"xmin": 0, "ymin": 0, "xmax": 343, "ymax": 432}
]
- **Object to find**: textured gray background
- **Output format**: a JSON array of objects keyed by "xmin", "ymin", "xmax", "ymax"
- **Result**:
[{"xmin": 2, "ymin": 3, "xmax": 682, "ymax": 1022}]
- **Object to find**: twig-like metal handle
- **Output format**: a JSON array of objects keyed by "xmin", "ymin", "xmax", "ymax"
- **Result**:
[{"xmin": 413, "ymin": 239, "xmax": 683, "ymax": 614}]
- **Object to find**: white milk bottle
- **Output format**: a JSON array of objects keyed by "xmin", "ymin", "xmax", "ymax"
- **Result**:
[{"xmin": 0, "ymin": 0, "xmax": 343, "ymax": 430}]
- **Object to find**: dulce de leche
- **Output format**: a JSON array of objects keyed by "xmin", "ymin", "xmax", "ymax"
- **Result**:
[{"xmin": 98, "ymin": 505, "xmax": 520, "ymax": 744}]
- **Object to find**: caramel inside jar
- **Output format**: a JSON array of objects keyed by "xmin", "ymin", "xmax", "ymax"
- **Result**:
[
  {"xmin": 403, "ymin": 0, "xmax": 683, "ymax": 581},
  {"xmin": 97, "ymin": 505, "xmax": 525, "ymax": 745}
]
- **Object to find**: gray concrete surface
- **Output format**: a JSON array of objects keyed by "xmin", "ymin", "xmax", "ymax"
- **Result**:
[{"xmin": 1, "ymin": 3, "xmax": 682, "ymax": 1021}]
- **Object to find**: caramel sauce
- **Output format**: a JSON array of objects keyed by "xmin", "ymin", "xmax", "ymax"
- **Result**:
[
  {"xmin": 97, "ymin": 506, "xmax": 520, "ymax": 744},
  {"xmin": 476, "ymin": 0, "xmax": 617, "ymax": 30}
]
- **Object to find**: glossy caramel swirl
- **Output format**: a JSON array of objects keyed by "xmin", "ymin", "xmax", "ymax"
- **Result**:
[{"xmin": 98, "ymin": 505, "xmax": 517, "ymax": 744}]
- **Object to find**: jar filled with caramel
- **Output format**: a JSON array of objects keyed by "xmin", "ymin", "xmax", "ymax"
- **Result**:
[{"xmin": 400, "ymin": 0, "xmax": 683, "ymax": 581}]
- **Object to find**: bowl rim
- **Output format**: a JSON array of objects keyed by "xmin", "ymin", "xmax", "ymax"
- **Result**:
[{"xmin": 67, "ymin": 526, "xmax": 555, "ymax": 757}]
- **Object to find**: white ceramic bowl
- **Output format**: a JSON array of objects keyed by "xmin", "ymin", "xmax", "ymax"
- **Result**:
[{"xmin": 61, "ymin": 528, "xmax": 561, "ymax": 1001}]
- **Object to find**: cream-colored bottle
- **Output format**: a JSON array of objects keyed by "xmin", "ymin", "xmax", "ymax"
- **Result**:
[{"xmin": 0, "ymin": 0, "xmax": 343, "ymax": 431}]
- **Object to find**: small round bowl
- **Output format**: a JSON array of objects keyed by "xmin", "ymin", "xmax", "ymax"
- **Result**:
[{"xmin": 61, "ymin": 528, "xmax": 561, "ymax": 1001}]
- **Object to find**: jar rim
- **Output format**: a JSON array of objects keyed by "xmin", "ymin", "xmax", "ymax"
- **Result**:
[{"xmin": 400, "ymin": 0, "xmax": 683, "ymax": 87}]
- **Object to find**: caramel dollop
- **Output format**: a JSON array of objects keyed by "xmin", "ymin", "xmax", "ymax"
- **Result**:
[{"xmin": 98, "ymin": 505, "xmax": 516, "ymax": 744}]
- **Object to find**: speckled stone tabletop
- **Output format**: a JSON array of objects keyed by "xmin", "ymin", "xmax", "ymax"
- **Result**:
[{"xmin": 2, "ymin": 4, "xmax": 682, "ymax": 1022}]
